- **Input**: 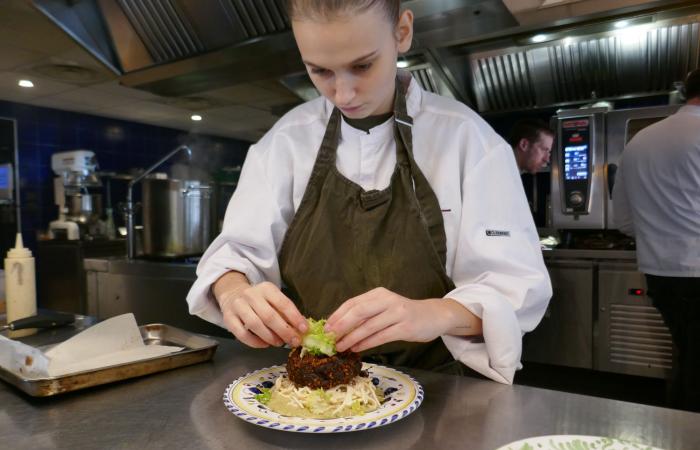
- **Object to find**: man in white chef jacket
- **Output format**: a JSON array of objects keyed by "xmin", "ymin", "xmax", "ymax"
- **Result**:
[{"xmin": 613, "ymin": 68, "xmax": 700, "ymax": 412}]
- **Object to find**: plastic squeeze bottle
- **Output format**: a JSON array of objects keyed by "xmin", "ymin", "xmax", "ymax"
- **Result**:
[{"xmin": 4, "ymin": 233, "xmax": 37, "ymax": 338}]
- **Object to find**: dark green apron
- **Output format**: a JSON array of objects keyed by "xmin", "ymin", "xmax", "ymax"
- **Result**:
[{"xmin": 278, "ymin": 79, "xmax": 458, "ymax": 372}]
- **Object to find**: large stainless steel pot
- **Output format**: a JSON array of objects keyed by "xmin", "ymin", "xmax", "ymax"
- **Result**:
[{"xmin": 142, "ymin": 178, "xmax": 213, "ymax": 257}]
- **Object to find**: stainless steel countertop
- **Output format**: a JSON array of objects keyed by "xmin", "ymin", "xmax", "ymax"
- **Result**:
[{"xmin": 1, "ymin": 339, "xmax": 697, "ymax": 450}]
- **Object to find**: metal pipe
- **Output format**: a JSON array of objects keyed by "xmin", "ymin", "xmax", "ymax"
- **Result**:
[
  {"xmin": 11, "ymin": 119, "xmax": 21, "ymax": 234},
  {"xmin": 126, "ymin": 144, "xmax": 192, "ymax": 259}
]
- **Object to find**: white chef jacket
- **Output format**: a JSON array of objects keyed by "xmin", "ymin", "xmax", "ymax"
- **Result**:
[
  {"xmin": 187, "ymin": 77, "xmax": 552, "ymax": 384},
  {"xmin": 613, "ymin": 104, "xmax": 700, "ymax": 277}
]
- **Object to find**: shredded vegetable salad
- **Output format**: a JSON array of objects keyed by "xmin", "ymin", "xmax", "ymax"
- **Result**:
[{"xmin": 258, "ymin": 374, "xmax": 383, "ymax": 419}]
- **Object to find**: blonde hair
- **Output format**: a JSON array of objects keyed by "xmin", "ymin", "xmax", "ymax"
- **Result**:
[{"xmin": 286, "ymin": 0, "xmax": 400, "ymax": 24}]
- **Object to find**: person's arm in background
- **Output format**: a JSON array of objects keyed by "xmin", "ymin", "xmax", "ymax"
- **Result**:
[{"xmin": 612, "ymin": 160, "xmax": 635, "ymax": 237}]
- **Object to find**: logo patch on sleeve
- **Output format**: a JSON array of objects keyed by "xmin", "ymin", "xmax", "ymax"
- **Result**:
[{"xmin": 485, "ymin": 229, "xmax": 510, "ymax": 237}]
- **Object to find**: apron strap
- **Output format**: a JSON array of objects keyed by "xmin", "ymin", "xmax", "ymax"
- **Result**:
[
  {"xmin": 392, "ymin": 78, "xmax": 450, "ymax": 268},
  {"xmin": 306, "ymin": 107, "xmax": 342, "ymax": 187}
]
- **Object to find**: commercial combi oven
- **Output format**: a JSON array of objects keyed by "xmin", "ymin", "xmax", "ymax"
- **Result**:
[{"xmin": 551, "ymin": 104, "xmax": 681, "ymax": 230}]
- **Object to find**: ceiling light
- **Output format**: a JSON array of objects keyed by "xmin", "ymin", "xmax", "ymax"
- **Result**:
[
  {"xmin": 191, "ymin": 114, "xmax": 202, "ymax": 121},
  {"xmin": 614, "ymin": 20, "xmax": 630, "ymax": 29},
  {"xmin": 396, "ymin": 60, "xmax": 409, "ymax": 69},
  {"xmin": 18, "ymin": 80, "xmax": 34, "ymax": 88},
  {"xmin": 531, "ymin": 34, "xmax": 548, "ymax": 43}
]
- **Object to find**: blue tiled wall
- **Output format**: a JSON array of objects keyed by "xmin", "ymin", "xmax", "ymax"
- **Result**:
[{"xmin": 0, "ymin": 100, "xmax": 250, "ymax": 250}]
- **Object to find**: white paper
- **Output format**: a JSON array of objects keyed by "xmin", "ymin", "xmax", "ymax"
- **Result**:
[
  {"xmin": 0, "ymin": 313, "xmax": 183, "ymax": 379},
  {"xmin": 0, "ymin": 334, "xmax": 50, "ymax": 378}
]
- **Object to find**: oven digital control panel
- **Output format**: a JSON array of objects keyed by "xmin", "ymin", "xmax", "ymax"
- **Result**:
[{"xmin": 560, "ymin": 118, "xmax": 592, "ymax": 213}]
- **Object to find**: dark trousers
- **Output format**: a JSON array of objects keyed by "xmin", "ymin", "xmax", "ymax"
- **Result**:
[{"xmin": 645, "ymin": 274, "xmax": 700, "ymax": 412}]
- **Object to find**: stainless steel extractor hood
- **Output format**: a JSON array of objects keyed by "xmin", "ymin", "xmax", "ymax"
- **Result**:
[
  {"xmin": 31, "ymin": 0, "xmax": 302, "ymax": 96},
  {"xmin": 31, "ymin": 0, "xmax": 516, "ymax": 101},
  {"xmin": 429, "ymin": 0, "xmax": 700, "ymax": 113},
  {"xmin": 30, "ymin": 0, "xmax": 700, "ymax": 121},
  {"xmin": 468, "ymin": 14, "xmax": 700, "ymax": 112}
]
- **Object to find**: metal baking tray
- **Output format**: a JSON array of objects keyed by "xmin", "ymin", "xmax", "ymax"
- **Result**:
[{"xmin": 0, "ymin": 323, "xmax": 219, "ymax": 397}]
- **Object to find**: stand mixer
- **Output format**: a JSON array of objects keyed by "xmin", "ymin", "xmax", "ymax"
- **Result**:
[{"xmin": 48, "ymin": 150, "xmax": 104, "ymax": 240}]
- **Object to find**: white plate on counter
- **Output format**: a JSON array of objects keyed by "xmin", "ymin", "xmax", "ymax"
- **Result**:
[
  {"xmin": 223, "ymin": 363, "xmax": 423, "ymax": 433},
  {"xmin": 497, "ymin": 435, "xmax": 665, "ymax": 450}
]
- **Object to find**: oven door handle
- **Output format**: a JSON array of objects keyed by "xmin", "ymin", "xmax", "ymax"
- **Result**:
[{"xmin": 607, "ymin": 163, "xmax": 618, "ymax": 199}]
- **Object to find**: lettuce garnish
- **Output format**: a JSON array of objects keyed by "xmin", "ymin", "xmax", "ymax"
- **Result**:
[
  {"xmin": 301, "ymin": 318, "xmax": 337, "ymax": 357},
  {"xmin": 254, "ymin": 387, "xmax": 271, "ymax": 404}
]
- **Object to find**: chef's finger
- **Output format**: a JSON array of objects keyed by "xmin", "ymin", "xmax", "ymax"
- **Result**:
[
  {"xmin": 327, "ymin": 291, "xmax": 389, "ymax": 338},
  {"xmin": 350, "ymin": 323, "xmax": 403, "ymax": 353},
  {"xmin": 260, "ymin": 283, "xmax": 308, "ymax": 334},
  {"xmin": 222, "ymin": 311, "xmax": 269, "ymax": 348},
  {"xmin": 326, "ymin": 287, "xmax": 388, "ymax": 327},
  {"xmin": 335, "ymin": 312, "xmax": 396, "ymax": 352},
  {"xmin": 249, "ymin": 294, "xmax": 301, "ymax": 346},
  {"xmin": 236, "ymin": 298, "xmax": 285, "ymax": 347},
  {"xmin": 326, "ymin": 292, "xmax": 367, "ymax": 326}
]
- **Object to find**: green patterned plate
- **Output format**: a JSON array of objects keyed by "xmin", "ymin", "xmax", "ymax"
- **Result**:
[{"xmin": 497, "ymin": 435, "xmax": 665, "ymax": 450}]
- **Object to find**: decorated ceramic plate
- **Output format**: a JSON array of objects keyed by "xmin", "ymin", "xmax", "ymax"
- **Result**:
[
  {"xmin": 497, "ymin": 435, "xmax": 665, "ymax": 450},
  {"xmin": 223, "ymin": 363, "xmax": 423, "ymax": 433}
]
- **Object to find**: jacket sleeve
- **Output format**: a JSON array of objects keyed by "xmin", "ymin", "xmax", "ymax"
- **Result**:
[
  {"xmin": 185, "ymin": 145, "xmax": 289, "ymax": 328},
  {"xmin": 612, "ymin": 160, "xmax": 635, "ymax": 236},
  {"xmin": 441, "ymin": 138, "xmax": 552, "ymax": 384}
]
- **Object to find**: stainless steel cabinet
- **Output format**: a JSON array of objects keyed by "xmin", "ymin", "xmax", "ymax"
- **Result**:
[
  {"xmin": 523, "ymin": 260, "xmax": 594, "ymax": 369},
  {"xmin": 524, "ymin": 252, "xmax": 674, "ymax": 379},
  {"xmin": 85, "ymin": 258, "xmax": 228, "ymax": 337},
  {"xmin": 596, "ymin": 262, "xmax": 673, "ymax": 379}
]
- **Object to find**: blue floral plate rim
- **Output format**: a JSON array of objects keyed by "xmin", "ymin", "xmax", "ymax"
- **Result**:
[{"xmin": 223, "ymin": 363, "xmax": 423, "ymax": 433}]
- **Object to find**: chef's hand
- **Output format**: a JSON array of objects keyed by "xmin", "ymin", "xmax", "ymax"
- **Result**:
[
  {"xmin": 213, "ymin": 271, "xmax": 308, "ymax": 349},
  {"xmin": 325, "ymin": 287, "xmax": 482, "ymax": 353}
]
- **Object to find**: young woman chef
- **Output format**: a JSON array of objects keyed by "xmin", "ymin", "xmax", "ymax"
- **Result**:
[{"xmin": 186, "ymin": 0, "xmax": 551, "ymax": 383}]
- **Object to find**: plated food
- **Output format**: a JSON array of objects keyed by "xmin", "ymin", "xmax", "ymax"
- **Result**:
[
  {"xmin": 222, "ymin": 318, "xmax": 424, "ymax": 433},
  {"xmin": 223, "ymin": 363, "xmax": 422, "ymax": 433},
  {"xmin": 255, "ymin": 318, "xmax": 383, "ymax": 419}
]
